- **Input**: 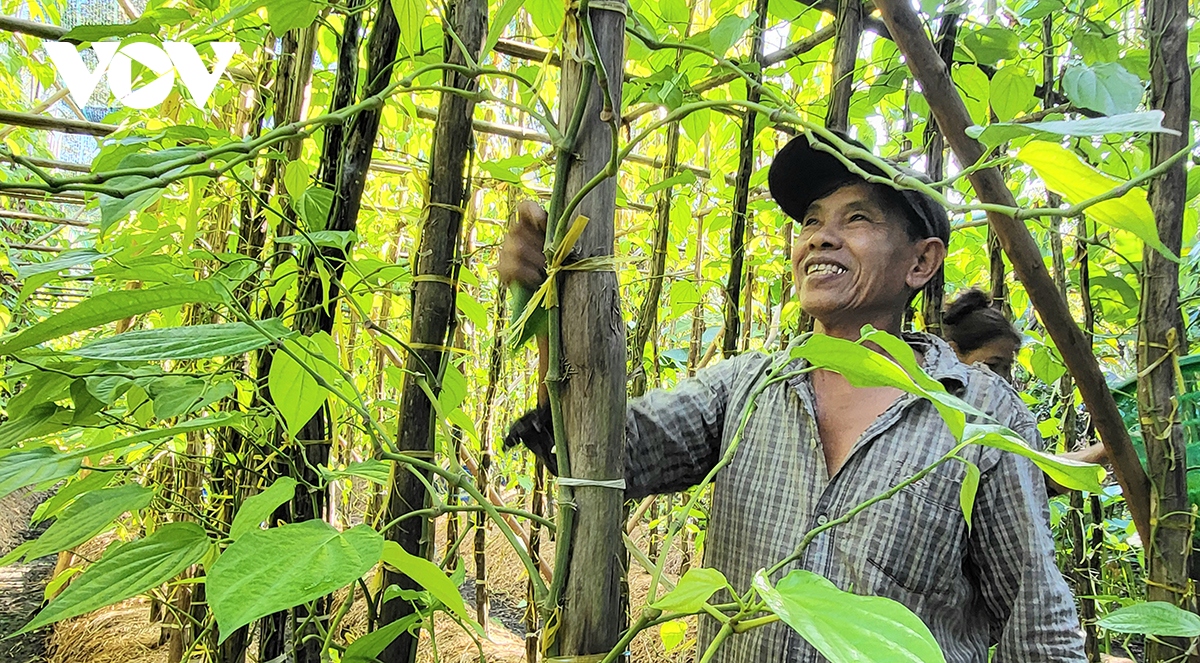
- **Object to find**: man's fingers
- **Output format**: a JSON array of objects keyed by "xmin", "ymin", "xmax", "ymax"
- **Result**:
[{"xmin": 517, "ymin": 200, "xmax": 548, "ymax": 232}]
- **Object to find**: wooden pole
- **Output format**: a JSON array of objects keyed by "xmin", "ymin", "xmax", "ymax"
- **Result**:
[
  {"xmin": 379, "ymin": 0, "xmax": 485, "ymax": 658},
  {"xmin": 826, "ymin": 0, "xmax": 862, "ymax": 132},
  {"xmin": 919, "ymin": 14, "xmax": 957, "ymax": 338},
  {"xmin": 1140, "ymin": 0, "xmax": 1192, "ymax": 653},
  {"xmin": 874, "ymin": 0, "xmax": 1153, "ymax": 543},
  {"xmin": 550, "ymin": 0, "xmax": 628, "ymax": 655},
  {"xmin": 723, "ymin": 0, "xmax": 770, "ymax": 357}
]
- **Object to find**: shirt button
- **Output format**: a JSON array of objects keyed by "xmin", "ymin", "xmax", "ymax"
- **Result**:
[{"xmin": 816, "ymin": 514, "xmax": 829, "ymax": 525}]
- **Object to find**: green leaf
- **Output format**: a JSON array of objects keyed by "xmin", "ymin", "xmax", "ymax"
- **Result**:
[
  {"xmin": 681, "ymin": 108, "xmax": 711, "ymax": 144},
  {"xmin": 525, "ymin": 0, "xmax": 564, "ymax": 35},
  {"xmin": 988, "ymin": 66, "xmax": 1034, "ymax": 122},
  {"xmin": 507, "ymin": 282, "xmax": 547, "ymax": 350},
  {"xmin": 1097, "ymin": 602, "xmax": 1200, "ymax": 637},
  {"xmin": 322, "ymin": 459, "xmax": 393, "ymax": 485},
  {"xmin": 1011, "ymin": 0, "xmax": 1063, "ymax": 20},
  {"xmin": 16, "ymin": 250, "xmax": 105, "ymax": 280},
  {"xmin": 209, "ymin": 522, "xmax": 383, "ymax": 640},
  {"xmin": 456, "ymin": 292, "xmax": 489, "ymax": 329},
  {"xmin": 0, "ymin": 282, "xmax": 225, "ymax": 356},
  {"xmin": 32, "ymin": 470, "xmax": 114, "ymax": 524},
  {"xmin": 298, "ymin": 186, "xmax": 335, "ymax": 231},
  {"xmin": 961, "ymin": 26, "xmax": 1019, "ymax": 65},
  {"xmin": 343, "ymin": 614, "xmax": 422, "ymax": 662},
  {"xmin": 953, "ymin": 64, "xmax": 990, "ymax": 126},
  {"xmin": 964, "ymin": 423, "xmax": 1106, "ymax": 492},
  {"xmin": 1062, "ymin": 63, "xmax": 1144, "ymax": 116},
  {"xmin": 391, "ymin": 0, "xmax": 427, "ymax": 45},
  {"xmin": 483, "ymin": 0, "xmax": 526, "ymax": 58},
  {"xmin": 98, "ymin": 149, "xmax": 201, "ymax": 232},
  {"xmin": 283, "ymin": 161, "xmax": 311, "ymax": 201},
  {"xmin": 709, "ymin": 14, "xmax": 755, "ymax": 56},
  {"xmin": 649, "ymin": 567, "xmax": 730, "ymax": 613},
  {"xmin": 790, "ymin": 334, "xmax": 970, "ymax": 439},
  {"xmin": 381, "ymin": 540, "xmax": 477, "ymax": 630},
  {"xmin": 24, "ymin": 484, "xmax": 154, "ymax": 561},
  {"xmin": 753, "ymin": 569, "xmax": 945, "ymax": 663},
  {"xmin": 69, "ymin": 414, "xmax": 241, "ymax": 460},
  {"xmin": 263, "ymin": 0, "xmax": 322, "ymax": 36},
  {"xmin": 0, "ymin": 403, "xmax": 65, "ymax": 450},
  {"xmin": 228, "ymin": 476, "xmax": 298, "ymax": 540},
  {"xmin": 69, "ymin": 320, "xmax": 292, "ymax": 361},
  {"xmin": 645, "ymin": 169, "xmax": 697, "ymax": 196},
  {"xmin": 267, "ymin": 333, "xmax": 339, "ymax": 436},
  {"xmin": 275, "ymin": 231, "xmax": 358, "ymax": 249},
  {"xmin": 1015, "ymin": 141, "xmax": 1175, "ymax": 260},
  {"xmin": 966, "ymin": 110, "xmax": 1178, "ymax": 148},
  {"xmin": 0, "ymin": 447, "xmax": 82, "ymax": 500},
  {"xmin": 659, "ymin": 619, "xmax": 688, "ymax": 652},
  {"xmin": 660, "ymin": 0, "xmax": 689, "ymax": 25},
  {"xmin": 17, "ymin": 522, "xmax": 210, "ymax": 634},
  {"xmin": 958, "ymin": 459, "xmax": 980, "ymax": 530}
]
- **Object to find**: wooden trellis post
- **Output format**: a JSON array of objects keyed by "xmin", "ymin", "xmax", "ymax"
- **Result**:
[
  {"xmin": 379, "ymin": 0, "xmax": 487, "ymax": 659},
  {"xmin": 1140, "ymin": 0, "xmax": 1191, "ymax": 656},
  {"xmin": 545, "ymin": 0, "xmax": 628, "ymax": 656}
]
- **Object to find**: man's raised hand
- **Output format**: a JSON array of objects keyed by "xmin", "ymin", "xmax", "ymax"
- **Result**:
[{"xmin": 497, "ymin": 200, "xmax": 549, "ymax": 289}]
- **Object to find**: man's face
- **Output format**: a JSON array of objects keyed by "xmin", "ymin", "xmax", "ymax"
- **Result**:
[{"xmin": 790, "ymin": 182, "xmax": 939, "ymax": 330}]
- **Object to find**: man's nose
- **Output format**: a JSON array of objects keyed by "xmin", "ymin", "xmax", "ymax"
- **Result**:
[{"xmin": 806, "ymin": 222, "xmax": 841, "ymax": 249}]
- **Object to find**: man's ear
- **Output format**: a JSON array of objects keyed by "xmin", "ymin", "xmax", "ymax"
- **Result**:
[{"xmin": 907, "ymin": 238, "xmax": 947, "ymax": 290}]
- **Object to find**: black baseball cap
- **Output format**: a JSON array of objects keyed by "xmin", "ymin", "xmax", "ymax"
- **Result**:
[{"xmin": 768, "ymin": 131, "xmax": 951, "ymax": 245}]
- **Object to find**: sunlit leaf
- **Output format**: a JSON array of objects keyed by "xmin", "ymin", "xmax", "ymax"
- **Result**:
[
  {"xmin": 1016, "ymin": 141, "xmax": 1175, "ymax": 260},
  {"xmin": 1097, "ymin": 602, "xmax": 1200, "ymax": 637},
  {"xmin": 228, "ymin": 476, "xmax": 298, "ymax": 540},
  {"xmin": 69, "ymin": 320, "xmax": 292, "ymax": 361},
  {"xmin": 0, "ymin": 282, "xmax": 225, "ymax": 356},
  {"xmin": 964, "ymin": 423, "xmax": 1106, "ymax": 492},
  {"xmin": 753, "ymin": 569, "xmax": 945, "ymax": 662},
  {"xmin": 650, "ymin": 567, "xmax": 730, "ymax": 613},
  {"xmin": 967, "ymin": 110, "xmax": 1177, "ymax": 147},
  {"xmin": 381, "ymin": 540, "xmax": 479, "ymax": 632},
  {"xmin": 209, "ymin": 521, "xmax": 383, "ymax": 640},
  {"xmin": 23, "ymin": 483, "xmax": 153, "ymax": 560},
  {"xmin": 18, "ymin": 522, "xmax": 209, "ymax": 634}
]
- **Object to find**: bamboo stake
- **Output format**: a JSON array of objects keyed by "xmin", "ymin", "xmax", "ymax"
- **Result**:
[{"xmin": 874, "ymin": 0, "xmax": 1153, "ymax": 543}]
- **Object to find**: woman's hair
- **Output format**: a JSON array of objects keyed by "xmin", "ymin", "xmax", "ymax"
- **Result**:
[{"xmin": 943, "ymin": 288, "xmax": 1022, "ymax": 353}]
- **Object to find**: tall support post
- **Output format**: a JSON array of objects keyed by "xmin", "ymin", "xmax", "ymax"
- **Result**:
[
  {"xmin": 548, "ymin": 0, "xmax": 628, "ymax": 655},
  {"xmin": 1141, "ymin": 0, "xmax": 1192, "ymax": 655},
  {"xmin": 379, "ymin": 0, "xmax": 487, "ymax": 659},
  {"xmin": 920, "ymin": 13, "xmax": 956, "ymax": 337},
  {"xmin": 874, "ymin": 0, "xmax": 1153, "ymax": 542},
  {"xmin": 723, "ymin": 0, "xmax": 770, "ymax": 357},
  {"xmin": 826, "ymin": 0, "xmax": 862, "ymax": 132}
]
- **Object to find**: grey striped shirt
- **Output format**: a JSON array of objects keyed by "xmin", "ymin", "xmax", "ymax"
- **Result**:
[{"xmin": 625, "ymin": 333, "xmax": 1084, "ymax": 662}]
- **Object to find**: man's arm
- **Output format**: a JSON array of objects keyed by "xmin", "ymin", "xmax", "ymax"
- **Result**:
[
  {"xmin": 623, "ymin": 354, "xmax": 752, "ymax": 499},
  {"xmin": 968, "ymin": 388, "xmax": 1086, "ymax": 662},
  {"xmin": 505, "ymin": 352, "xmax": 754, "ymax": 499}
]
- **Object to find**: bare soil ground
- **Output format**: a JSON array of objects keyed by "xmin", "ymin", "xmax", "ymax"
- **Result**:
[
  {"xmin": 0, "ymin": 489, "xmax": 55, "ymax": 663},
  {"xmin": 42, "ymin": 516, "xmax": 695, "ymax": 663}
]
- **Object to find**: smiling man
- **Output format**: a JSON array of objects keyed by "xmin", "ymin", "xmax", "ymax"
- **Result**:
[{"xmin": 500, "ymin": 133, "xmax": 1085, "ymax": 662}]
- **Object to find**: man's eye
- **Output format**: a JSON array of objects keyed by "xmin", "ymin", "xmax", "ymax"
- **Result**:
[
  {"xmin": 849, "ymin": 213, "xmax": 870, "ymax": 222},
  {"xmin": 802, "ymin": 217, "xmax": 819, "ymax": 227}
]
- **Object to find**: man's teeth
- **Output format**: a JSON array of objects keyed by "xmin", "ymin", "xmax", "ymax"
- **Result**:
[{"xmin": 807, "ymin": 264, "xmax": 847, "ymax": 275}]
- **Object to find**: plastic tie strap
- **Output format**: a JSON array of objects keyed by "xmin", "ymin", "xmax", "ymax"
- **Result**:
[{"xmin": 556, "ymin": 477, "xmax": 626, "ymax": 490}]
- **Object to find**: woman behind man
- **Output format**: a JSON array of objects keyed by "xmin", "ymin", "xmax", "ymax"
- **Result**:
[{"xmin": 942, "ymin": 288, "xmax": 1108, "ymax": 471}]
